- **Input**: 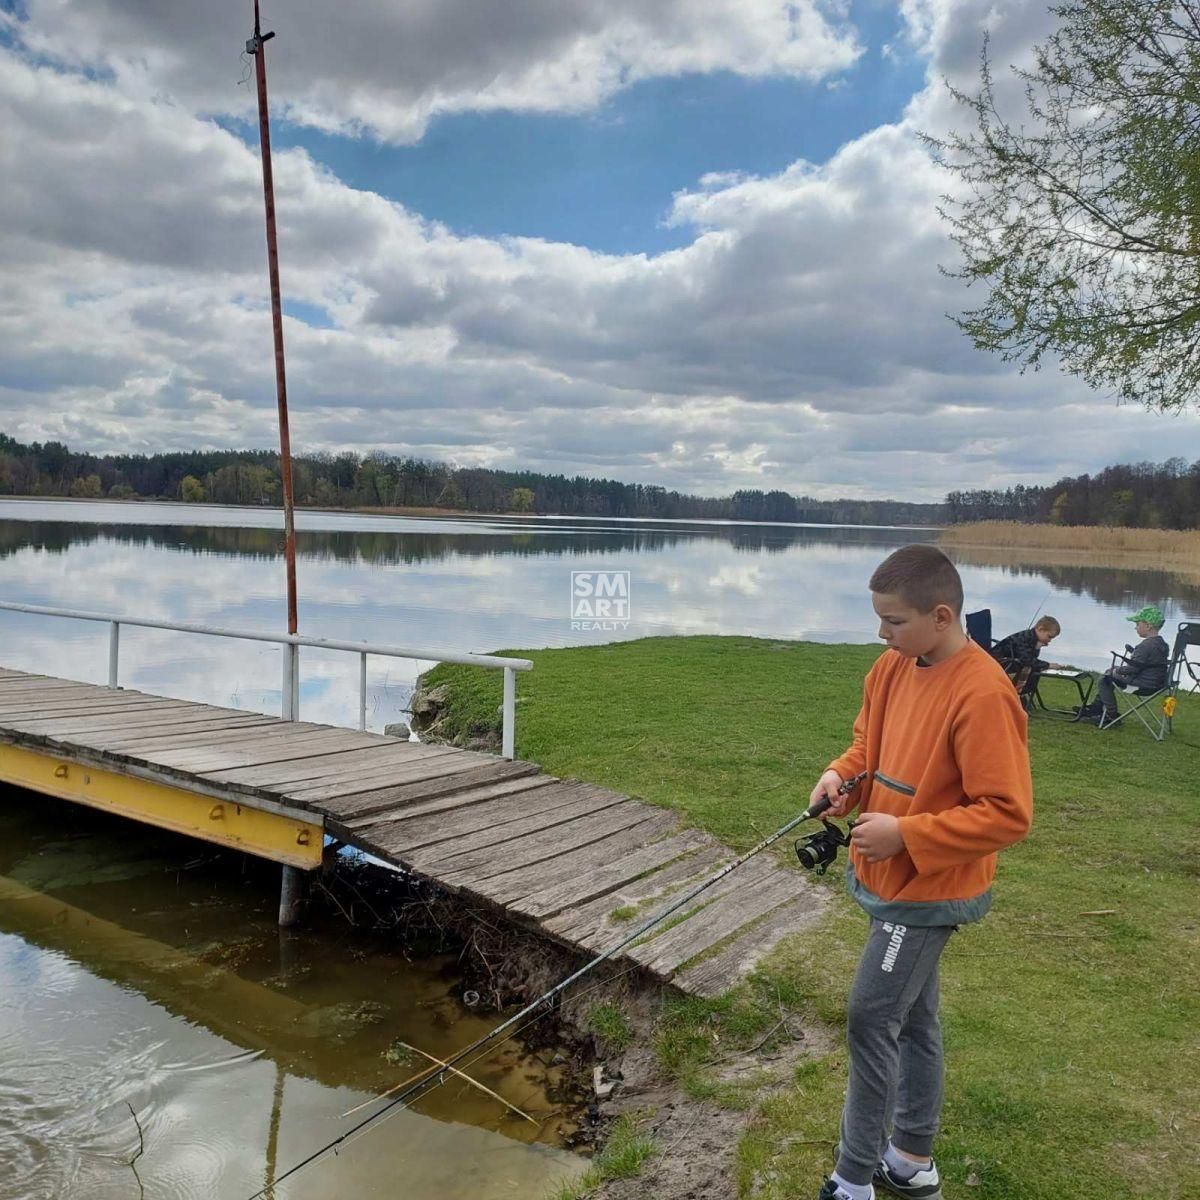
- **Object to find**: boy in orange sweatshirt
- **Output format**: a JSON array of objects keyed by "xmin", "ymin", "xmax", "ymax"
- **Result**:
[{"xmin": 811, "ymin": 544, "xmax": 1033, "ymax": 1200}]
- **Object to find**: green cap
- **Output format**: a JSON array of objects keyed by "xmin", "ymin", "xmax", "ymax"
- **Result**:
[{"xmin": 1127, "ymin": 605, "xmax": 1165, "ymax": 627}]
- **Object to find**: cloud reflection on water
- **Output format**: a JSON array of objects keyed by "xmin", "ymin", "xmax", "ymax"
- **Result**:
[{"xmin": 0, "ymin": 500, "xmax": 1195, "ymax": 730}]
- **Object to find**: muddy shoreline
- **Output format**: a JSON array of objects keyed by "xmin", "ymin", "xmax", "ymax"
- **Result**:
[{"xmin": 315, "ymin": 848, "xmax": 828, "ymax": 1200}]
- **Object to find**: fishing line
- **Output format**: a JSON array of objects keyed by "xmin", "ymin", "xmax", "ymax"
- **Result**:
[{"xmin": 245, "ymin": 780, "xmax": 860, "ymax": 1199}]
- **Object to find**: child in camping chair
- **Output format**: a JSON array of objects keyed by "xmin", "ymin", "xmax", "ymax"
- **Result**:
[{"xmin": 1078, "ymin": 606, "xmax": 1169, "ymax": 727}]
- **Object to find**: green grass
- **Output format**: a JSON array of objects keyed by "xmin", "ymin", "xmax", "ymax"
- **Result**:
[
  {"xmin": 427, "ymin": 638, "xmax": 1200, "ymax": 1200},
  {"xmin": 585, "ymin": 1001, "xmax": 634, "ymax": 1053},
  {"xmin": 545, "ymin": 1113, "xmax": 657, "ymax": 1200}
]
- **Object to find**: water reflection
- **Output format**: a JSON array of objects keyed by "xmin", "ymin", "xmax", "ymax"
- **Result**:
[
  {"xmin": 0, "ymin": 500, "xmax": 1195, "ymax": 731},
  {"xmin": 0, "ymin": 795, "xmax": 583, "ymax": 1200},
  {"xmin": 0, "ymin": 514, "xmax": 926, "ymax": 565}
]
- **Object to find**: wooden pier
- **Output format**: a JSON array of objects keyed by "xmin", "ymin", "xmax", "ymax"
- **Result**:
[{"xmin": 0, "ymin": 667, "xmax": 825, "ymax": 997}]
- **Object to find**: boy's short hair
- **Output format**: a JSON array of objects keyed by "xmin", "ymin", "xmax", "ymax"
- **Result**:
[
  {"xmin": 1034, "ymin": 615, "xmax": 1061, "ymax": 636},
  {"xmin": 869, "ymin": 544, "xmax": 964, "ymax": 615}
]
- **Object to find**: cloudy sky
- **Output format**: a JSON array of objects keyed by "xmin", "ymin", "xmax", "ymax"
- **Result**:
[{"xmin": 2, "ymin": 0, "xmax": 1199, "ymax": 503}]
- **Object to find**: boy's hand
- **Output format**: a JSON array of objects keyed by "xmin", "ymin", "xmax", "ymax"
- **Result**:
[
  {"xmin": 810, "ymin": 769, "xmax": 850, "ymax": 817},
  {"xmin": 850, "ymin": 812, "xmax": 905, "ymax": 862}
]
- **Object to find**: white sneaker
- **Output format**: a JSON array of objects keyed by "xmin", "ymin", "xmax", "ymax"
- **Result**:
[
  {"xmin": 872, "ymin": 1157, "xmax": 943, "ymax": 1200},
  {"xmin": 818, "ymin": 1179, "xmax": 875, "ymax": 1200}
]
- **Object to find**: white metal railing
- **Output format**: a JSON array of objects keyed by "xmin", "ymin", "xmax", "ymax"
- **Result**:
[{"xmin": 0, "ymin": 601, "xmax": 532, "ymax": 759}]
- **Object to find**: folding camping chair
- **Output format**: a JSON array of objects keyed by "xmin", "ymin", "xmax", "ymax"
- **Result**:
[
  {"xmin": 1097, "ymin": 621, "xmax": 1200, "ymax": 740},
  {"xmin": 965, "ymin": 608, "xmax": 992, "ymax": 650},
  {"xmin": 967, "ymin": 608, "xmax": 1041, "ymax": 708}
]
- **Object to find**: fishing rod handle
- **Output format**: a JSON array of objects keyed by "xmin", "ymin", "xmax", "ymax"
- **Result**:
[
  {"xmin": 805, "ymin": 795, "xmax": 832, "ymax": 820},
  {"xmin": 804, "ymin": 769, "xmax": 868, "ymax": 821}
]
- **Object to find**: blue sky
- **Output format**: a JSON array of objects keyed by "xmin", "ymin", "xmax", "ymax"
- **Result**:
[
  {"xmin": 2, "ymin": 0, "xmax": 1200, "ymax": 501},
  {"xmin": 267, "ymin": 7, "xmax": 924, "ymax": 254}
]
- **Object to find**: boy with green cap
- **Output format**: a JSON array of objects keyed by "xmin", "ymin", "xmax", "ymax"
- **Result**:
[{"xmin": 1081, "ymin": 605, "xmax": 1169, "ymax": 726}]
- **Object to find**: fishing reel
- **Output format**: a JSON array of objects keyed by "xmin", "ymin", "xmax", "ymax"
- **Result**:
[
  {"xmin": 794, "ymin": 818, "xmax": 854, "ymax": 875},
  {"xmin": 794, "ymin": 770, "xmax": 866, "ymax": 875}
]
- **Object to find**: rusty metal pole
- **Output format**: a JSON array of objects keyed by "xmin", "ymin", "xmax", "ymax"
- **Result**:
[
  {"xmin": 248, "ymin": 2, "xmax": 299, "ymax": 644},
  {"xmin": 249, "ymin": 4, "xmax": 304, "ymax": 923}
]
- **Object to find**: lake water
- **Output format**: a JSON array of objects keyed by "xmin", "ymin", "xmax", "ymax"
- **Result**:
[
  {"xmin": 0, "ymin": 793, "xmax": 583, "ymax": 1200},
  {"xmin": 0, "ymin": 498, "xmax": 1197, "ymax": 1198},
  {"xmin": 1, "ymin": 498, "xmax": 1196, "ymax": 733}
]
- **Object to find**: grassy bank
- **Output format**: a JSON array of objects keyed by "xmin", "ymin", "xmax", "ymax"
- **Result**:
[{"xmin": 424, "ymin": 637, "xmax": 1200, "ymax": 1200}]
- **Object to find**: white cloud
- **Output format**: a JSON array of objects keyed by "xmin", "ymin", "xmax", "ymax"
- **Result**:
[
  {"xmin": 10, "ymin": 0, "xmax": 861, "ymax": 144},
  {"xmin": 2, "ymin": 3, "xmax": 1199, "ymax": 503}
]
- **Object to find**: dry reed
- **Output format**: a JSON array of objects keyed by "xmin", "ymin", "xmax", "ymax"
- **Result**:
[{"xmin": 938, "ymin": 521, "xmax": 1200, "ymax": 565}]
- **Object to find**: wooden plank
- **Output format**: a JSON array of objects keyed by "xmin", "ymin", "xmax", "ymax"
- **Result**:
[
  {"xmin": 0, "ymin": 678, "xmax": 104, "ymax": 694},
  {"xmin": 147, "ymin": 729, "xmax": 394, "ymax": 773},
  {"xmin": 283, "ymin": 751, "xmax": 508, "ymax": 803},
  {"xmin": 178, "ymin": 722, "xmax": 391, "ymax": 753},
  {"xmin": 94, "ymin": 718, "xmax": 311, "ymax": 753},
  {"xmin": 199, "ymin": 741, "xmax": 449, "ymax": 788},
  {"xmin": 0, "ymin": 679, "xmax": 159, "ymax": 696},
  {"xmin": 0, "ymin": 678, "xmax": 146, "ymax": 696},
  {"xmin": 536, "ymin": 837, "xmax": 725, "ymax": 933},
  {"xmin": 478, "ymin": 812, "xmax": 683, "ymax": 908},
  {"xmin": 432, "ymin": 805, "xmax": 677, "ymax": 891},
  {"xmin": 0, "ymin": 691, "xmax": 149, "ymax": 705},
  {"xmin": 3, "ymin": 699, "xmax": 237, "ymax": 728},
  {"xmin": 628, "ymin": 863, "xmax": 804, "ymax": 976},
  {"xmin": 111, "ymin": 739, "xmax": 401, "ymax": 793},
  {"xmin": 0, "ymin": 696, "xmax": 194, "ymax": 719},
  {"xmin": 3, "ymin": 706, "xmax": 267, "ymax": 738},
  {"xmin": 0, "ymin": 686, "xmax": 116, "ymax": 705},
  {"xmin": 0, "ymin": 680, "xmax": 182, "ymax": 702},
  {"xmin": 673, "ymin": 894, "xmax": 826, "ymax": 997},
  {"xmin": 361, "ymin": 779, "xmax": 600, "ymax": 846},
  {"xmin": 133, "ymin": 724, "xmax": 364, "ymax": 759},
  {"xmin": 321, "ymin": 762, "xmax": 547, "ymax": 824},
  {"xmin": 203, "ymin": 746, "xmax": 459, "ymax": 798},
  {"xmin": 511, "ymin": 830, "xmax": 715, "ymax": 921},
  {"xmin": 343, "ymin": 773, "xmax": 556, "ymax": 831},
  {"xmin": 0, "ymin": 690, "xmax": 153, "ymax": 710},
  {"xmin": 146, "ymin": 737, "xmax": 384, "ymax": 774},
  {"xmin": 583, "ymin": 851, "xmax": 775, "ymax": 958},
  {"xmin": 0, "ymin": 678, "xmax": 125, "ymax": 696},
  {"xmin": 3, "ymin": 710, "xmax": 282, "ymax": 746},
  {"xmin": 71, "ymin": 719, "xmax": 289, "ymax": 759},
  {"xmin": 0, "ymin": 686, "xmax": 87, "ymax": 696},
  {"xmin": 371, "ymin": 784, "xmax": 627, "ymax": 860},
  {"xmin": 76, "ymin": 701, "xmax": 280, "ymax": 730},
  {"xmin": 411, "ymin": 789, "xmax": 645, "ymax": 877}
]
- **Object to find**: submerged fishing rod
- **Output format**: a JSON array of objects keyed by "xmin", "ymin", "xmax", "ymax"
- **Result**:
[{"xmin": 245, "ymin": 770, "xmax": 869, "ymax": 1198}]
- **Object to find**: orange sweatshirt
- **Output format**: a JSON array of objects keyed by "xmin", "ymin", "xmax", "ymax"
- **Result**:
[{"xmin": 828, "ymin": 640, "xmax": 1033, "ymax": 926}]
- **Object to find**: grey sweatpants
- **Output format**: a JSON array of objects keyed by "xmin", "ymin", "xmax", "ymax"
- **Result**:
[{"xmin": 835, "ymin": 918, "xmax": 956, "ymax": 1188}]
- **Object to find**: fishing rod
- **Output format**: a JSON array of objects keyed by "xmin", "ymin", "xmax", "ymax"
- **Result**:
[
  {"xmin": 1027, "ymin": 589, "xmax": 1052, "ymax": 628},
  {"xmin": 245, "ymin": 770, "xmax": 869, "ymax": 1198}
]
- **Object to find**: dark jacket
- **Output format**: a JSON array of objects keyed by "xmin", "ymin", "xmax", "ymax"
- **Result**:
[
  {"xmin": 1113, "ymin": 634, "xmax": 1170, "ymax": 691},
  {"xmin": 991, "ymin": 627, "xmax": 1044, "ymax": 672}
]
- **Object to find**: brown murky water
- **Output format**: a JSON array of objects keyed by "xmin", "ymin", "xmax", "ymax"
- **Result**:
[{"xmin": 0, "ymin": 790, "xmax": 586, "ymax": 1200}]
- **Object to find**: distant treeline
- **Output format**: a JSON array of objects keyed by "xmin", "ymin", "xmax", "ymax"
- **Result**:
[
  {"xmin": 2, "ymin": 434, "xmax": 1196, "ymax": 530},
  {"xmin": 947, "ymin": 458, "xmax": 1200, "ymax": 529},
  {"xmin": 0, "ymin": 434, "xmax": 941, "ymax": 526}
]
